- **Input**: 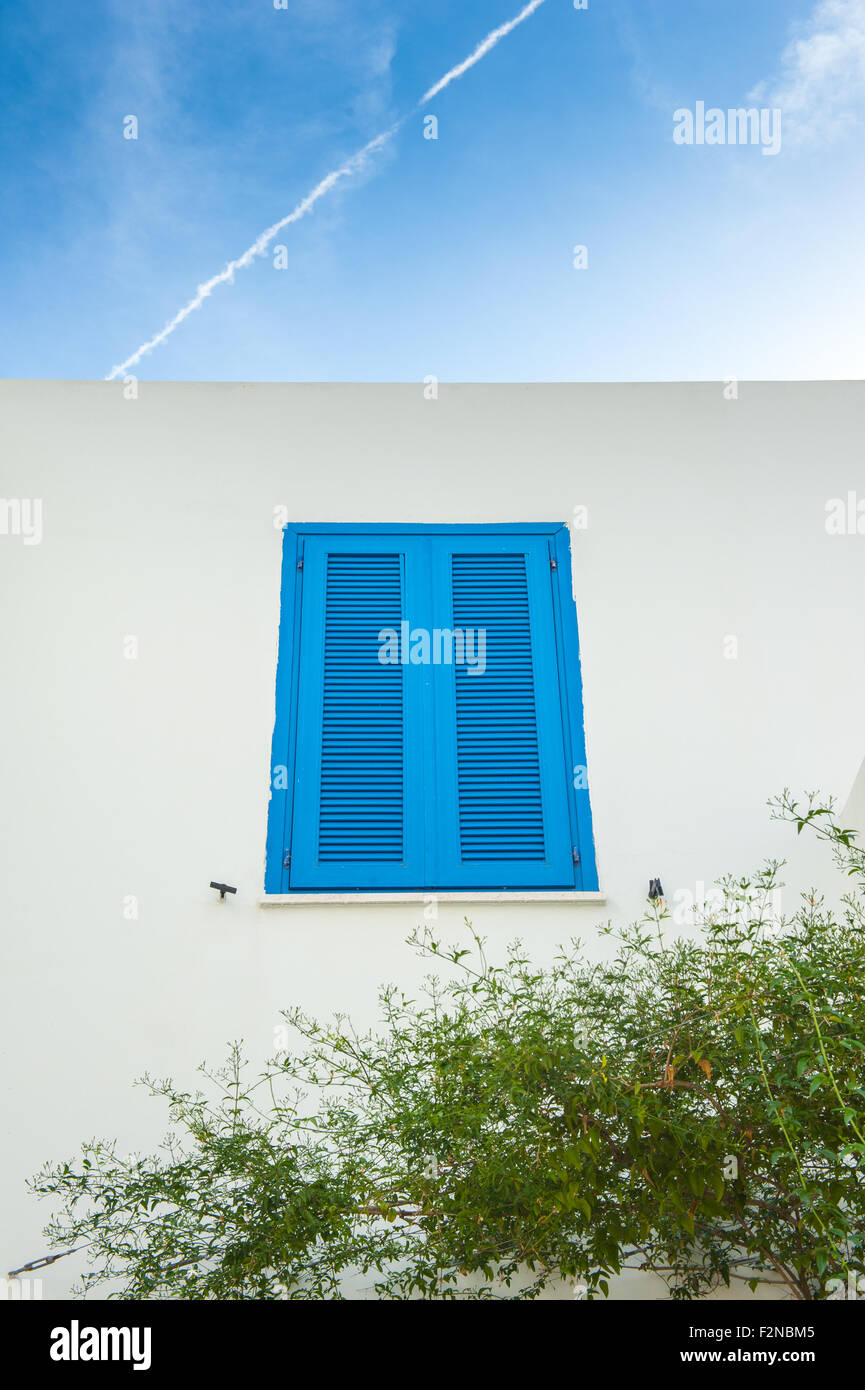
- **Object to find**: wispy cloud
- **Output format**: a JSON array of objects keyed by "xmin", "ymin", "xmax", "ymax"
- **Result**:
[
  {"xmin": 105, "ymin": 0, "xmax": 548, "ymax": 380},
  {"xmin": 287, "ymin": 0, "xmax": 401, "ymax": 129},
  {"xmin": 752, "ymin": 0, "xmax": 865, "ymax": 143}
]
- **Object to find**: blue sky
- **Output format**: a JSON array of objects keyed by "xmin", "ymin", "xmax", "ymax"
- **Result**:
[{"xmin": 1, "ymin": 0, "xmax": 864, "ymax": 381}]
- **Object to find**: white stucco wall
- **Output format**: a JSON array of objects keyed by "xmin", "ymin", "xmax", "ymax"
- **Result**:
[{"xmin": 2, "ymin": 380, "xmax": 863, "ymax": 1298}]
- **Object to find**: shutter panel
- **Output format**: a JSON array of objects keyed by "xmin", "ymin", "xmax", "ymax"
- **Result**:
[
  {"xmin": 288, "ymin": 537, "xmax": 426, "ymax": 889},
  {"xmin": 451, "ymin": 552, "xmax": 545, "ymax": 861},
  {"xmin": 429, "ymin": 536, "xmax": 576, "ymax": 888}
]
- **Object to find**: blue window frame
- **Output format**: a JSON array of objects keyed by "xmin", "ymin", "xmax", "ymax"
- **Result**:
[{"xmin": 265, "ymin": 524, "xmax": 598, "ymax": 893}]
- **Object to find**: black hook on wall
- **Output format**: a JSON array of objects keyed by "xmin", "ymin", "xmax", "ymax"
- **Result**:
[{"xmin": 210, "ymin": 881, "xmax": 237, "ymax": 901}]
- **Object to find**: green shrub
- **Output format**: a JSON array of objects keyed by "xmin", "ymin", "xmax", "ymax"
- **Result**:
[{"xmin": 32, "ymin": 792, "xmax": 865, "ymax": 1300}]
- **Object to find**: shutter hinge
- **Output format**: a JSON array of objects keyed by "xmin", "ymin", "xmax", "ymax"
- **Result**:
[
  {"xmin": 283, "ymin": 850, "xmax": 291, "ymax": 868},
  {"xmin": 572, "ymin": 847, "xmax": 580, "ymax": 865},
  {"xmin": 550, "ymin": 558, "xmax": 558, "ymax": 570},
  {"xmin": 297, "ymin": 559, "xmax": 304, "ymax": 570}
]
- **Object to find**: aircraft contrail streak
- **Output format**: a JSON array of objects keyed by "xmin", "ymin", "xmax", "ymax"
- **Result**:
[{"xmin": 105, "ymin": 0, "xmax": 548, "ymax": 380}]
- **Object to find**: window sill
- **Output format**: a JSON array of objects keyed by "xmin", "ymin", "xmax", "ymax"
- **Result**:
[{"xmin": 259, "ymin": 891, "xmax": 606, "ymax": 906}]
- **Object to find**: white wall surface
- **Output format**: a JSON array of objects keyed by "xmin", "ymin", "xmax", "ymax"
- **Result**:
[{"xmin": 1, "ymin": 380, "xmax": 863, "ymax": 1298}]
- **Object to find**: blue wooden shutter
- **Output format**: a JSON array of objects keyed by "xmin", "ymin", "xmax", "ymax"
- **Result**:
[
  {"xmin": 428, "ymin": 535, "xmax": 576, "ymax": 888},
  {"xmin": 288, "ymin": 536, "xmax": 426, "ymax": 889}
]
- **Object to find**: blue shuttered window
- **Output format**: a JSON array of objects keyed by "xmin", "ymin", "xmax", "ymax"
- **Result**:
[{"xmin": 266, "ymin": 525, "xmax": 597, "ymax": 893}]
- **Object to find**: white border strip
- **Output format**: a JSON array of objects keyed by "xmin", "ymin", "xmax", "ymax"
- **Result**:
[{"xmin": 260, "ymin": 891, "xmax": 607, "ymax": 906}]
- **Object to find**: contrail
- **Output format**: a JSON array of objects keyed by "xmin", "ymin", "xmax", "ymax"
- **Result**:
[
  {"xmin": 105, "ymin": 0, "xmax": 548, "ymax": 380},
  {"xmin": 420, "ymin": 0, "xmax": 547, "ymax": 102}
]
